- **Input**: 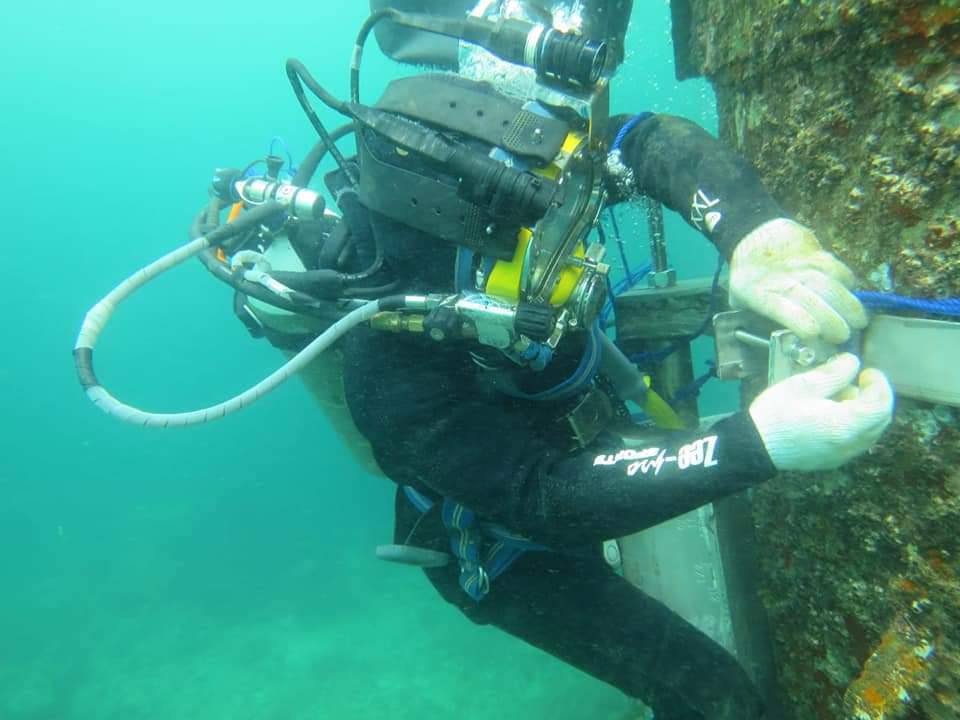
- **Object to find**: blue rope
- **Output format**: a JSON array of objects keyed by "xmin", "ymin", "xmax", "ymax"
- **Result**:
[
  {"xmin": 598, "ymin": 208, "xmax": 655, "ymax": 328},
  {"xmin": 612, "ymin": 112, "xmax": 653, "ymax": 152},
  {"xmin": 607, "ymin": 207, "xmax": 632, "ymax": 278},
  {"xmin": 671, "ymin": 361, "xmax": 717, "ymax": 404},
  {"xmin": 600, "ymin": 262, "xmax": 654, "ymax": 329},
  {"xmin": 604, "ymin": 275, "xmax": 618, "ymax": 318},
  {"xmin": 855, "ymin": 291, "xmax": 960, "ymax": 318}
]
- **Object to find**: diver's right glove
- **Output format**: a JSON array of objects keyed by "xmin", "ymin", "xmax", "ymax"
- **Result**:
[{"xmin": 748, "ymin": 353, "xmax": 894, "ymax": 472}]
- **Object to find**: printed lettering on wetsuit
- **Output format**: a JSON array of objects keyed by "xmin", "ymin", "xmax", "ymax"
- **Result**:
[{"xmin": 593, "ymin": 436, "xmax": 719, "ymax": 477}]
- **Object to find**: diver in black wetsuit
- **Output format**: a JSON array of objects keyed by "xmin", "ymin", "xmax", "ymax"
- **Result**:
[
  {"xmin": 329, "ymin": 2, "xmax": 896, "ymax": 718},
  {"xmin": 67, "ymin": 6, "xmax": 892, "ymax": 713}
]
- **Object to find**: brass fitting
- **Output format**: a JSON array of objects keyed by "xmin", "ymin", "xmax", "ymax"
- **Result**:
[{"xmin": 369, "ymin": 312, "xmax": 425, "ymax": 334}]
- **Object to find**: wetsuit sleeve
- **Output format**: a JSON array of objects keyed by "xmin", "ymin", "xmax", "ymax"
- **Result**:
[
  {"xmin": 531, "ymin": 412, "xmax": 776, "ymax": 545},
  {"xmin": 344, "ymin": 334, "xmax": 778, "ymax": 549},
  {"xmin": 605, "ymin": 113, "xmax": 786, "ymax": 259}
]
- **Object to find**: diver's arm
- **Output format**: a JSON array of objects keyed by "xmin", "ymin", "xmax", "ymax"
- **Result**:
[
  {"xmin": 533, "ymin": 352, "xmax": 893, "ymax": 544},
  {"xmin": 604, "ymin": 113, "xmax": 785, "ymax": 259},
  {"xmin": 512, "ymin": 412, "xmax": 777, "ymax": 547},
  {"xmin": 408, "ymin": 400, "xmax": 775, "ymax": 548},
  {"xmin": 604, "ymin": 112, "xmax": 873, "ymax": 345},
  {"xmin": 346, "ymin": 336, "xmax": 778, "ymax": 548},
  {"xmin": 348, "ymin": 335, "xmax": 892, "ymax": 549}
]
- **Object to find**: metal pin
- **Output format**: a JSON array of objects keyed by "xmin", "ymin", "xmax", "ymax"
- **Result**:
[{"xmin": 734, "ymin": 330, "xmax": 770, "ymax": 349}]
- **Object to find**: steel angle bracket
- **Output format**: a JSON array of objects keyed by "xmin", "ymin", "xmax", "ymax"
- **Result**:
[
  {"xmin": 712, "ymin": 310, "xmax": 835, "ymax": 385},
  {"xmin": 712, "ymin": 310, "xmax": 768, "ymax": 381},
  {"xmin": 862, "ymin": 315, "xmax": 960, "ymax": 408},
  {"xmin": 712, "ymin": 310, "xmax": 960, "ymax": 408}
]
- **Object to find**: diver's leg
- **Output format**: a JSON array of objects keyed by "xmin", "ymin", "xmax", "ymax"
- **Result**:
[{"xmin": 425, "ymin": 548, "xmax": 765, "ymax": 720}]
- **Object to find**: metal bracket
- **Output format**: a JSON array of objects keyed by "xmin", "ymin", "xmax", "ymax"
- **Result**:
[
  {"xmin": 768, "ymin": 329, "xmax": 837, "ymax": 384},
  {"xmin": 713, "ymin": 310, "xmax": 771, "ymax": 381},
  {"xmin": 863, "ymin": 315, "xmax": 960, "ymax": 407},
  {"xmin": 713, "ymin": 309, "xmax": 960, "ymax": 407},
  {"xmin": 713, "ymin": 310, "xmax": 836, "ymax": 385}
]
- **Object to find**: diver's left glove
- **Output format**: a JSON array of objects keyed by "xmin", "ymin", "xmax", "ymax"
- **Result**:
[
  {"xmin": 729, "ymin": 218, "xmax": 868, "ymax": 343},
  {"xmin": 748, "ymin": 353, "xmax": 894, "ymax": 472}
]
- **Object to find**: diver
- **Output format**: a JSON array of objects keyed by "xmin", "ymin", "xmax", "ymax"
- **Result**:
[
  {"xmin": 73, "ymin": 1, "xmax": 896, "ymax": 718},
  {"xmin": 333, "ymin": 2, "xmax": 894, "ymax": 719}
]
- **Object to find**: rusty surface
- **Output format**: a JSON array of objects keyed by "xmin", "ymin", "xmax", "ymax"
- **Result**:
[{"xmin": 678, "ymin": 2, "xmax": 960, "ymax": 718}]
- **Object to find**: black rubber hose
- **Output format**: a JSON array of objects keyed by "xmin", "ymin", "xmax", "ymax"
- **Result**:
[
  {"xmin": 351, "ymin": 10, "xmax": 465, "ymax": 104},
  {"xmin": 378, "ymin": 295, "xmax": 406, "ymax": 312},
  {"xmin": 286, "ymin": 59, "xmax": 358, "ymax": 188},
  {"xmin": 288, "ymin": 129, "xmax": 352, "ymax": 271},
  {"xmin": 291, "ymin": 123, "xmax": 356, "ymax": 189},
  {"xmin": 343, "ymin": 280, "xmax": 401, "ymax": 298},
  {"xmin": 194, "ymin": 243, "xmax": 356, "ymax": 322},
  {"xmin": 286, "ymin": 58, "xmax": 348, "ymax": 114},
  {"xmin": 335, "ymin": 188, "xmax": 384, "ymax": 283},
  {"xmin": 192, "ymin": 195, "xmax": 285, "ymax": 252},
  {"xmin": 191, "ymin": 198, "xmax": 255, "ymax": 252},
  {"xmin": 269, "ymin": 269, "xmax": 345, "ymax": 299},
  {"xmin": 318, "ymin": 215, "xmax": 352, "ymax": 270},
  {"xmin": 205, "ymin": 201, "xmax": 285, "ymax": 246},
  {"xmin": 351, "ymin": 9, "xmax": 401, "ymax": 105},
  {"xmin": 188, "ymin": 206, "xmax": 346, "ymax": 319},
  {"xmin": 191, "ymin": 205, "xmax": 214, "ymax": 239},
  {"xmin": 340, "ymin": 244, "xmax": 383, "ymax": 283}
]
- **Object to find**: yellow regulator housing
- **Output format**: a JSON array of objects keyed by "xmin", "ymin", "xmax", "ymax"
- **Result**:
[{"xmin": 486, "ymin": 131, "xmax": 609, "ymax": 332}]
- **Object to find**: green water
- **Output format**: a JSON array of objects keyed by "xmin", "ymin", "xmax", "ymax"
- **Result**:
[{"xmin": 2, "ymin": 2, "xmax": 728, "ymax": 718}]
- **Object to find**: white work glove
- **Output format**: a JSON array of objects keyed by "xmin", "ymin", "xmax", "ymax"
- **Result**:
[
  {"xmin": 730, "ymin": 218, "xmax": 868, "ymax": 343},
  {"xmin": 749, "ymin": 353, "xmax": 894, "ymax": 472}
]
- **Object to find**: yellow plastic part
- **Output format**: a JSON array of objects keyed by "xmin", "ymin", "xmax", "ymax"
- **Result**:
[
  {"xmin": 533, "ymin": 132, "xmax": 583, "ymax": 180},
  {"xmin": 559, "ymin": 131, "xmax": 584, "ymax": 156},
  {"xmin": 485, "ymin": 228, "xmax": 531, "ymax": 302},
  {"xmin": 642, "ymin": 377, "xmax": 687, "ymax": 430},
  {"xmin": 485, "ymin": 229, "xmax": 586, "ymax": 307},
  {"xmin": 485, "ymin": 131, "xmax": 589, "ymax": 306}
]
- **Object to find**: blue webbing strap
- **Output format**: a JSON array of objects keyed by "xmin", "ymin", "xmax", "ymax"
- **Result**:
[
  {"xmin": 442, "ymin": 499, "xmax": 488, "ymax": 599},
  {"xmin": 401, "ymin": 486, "xmax": 549, "ymax": 601}
]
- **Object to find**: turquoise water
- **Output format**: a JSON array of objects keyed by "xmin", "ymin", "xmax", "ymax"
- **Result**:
[{"xmin": 2, "ymin": 2, "xmax": 727, "ymax": 718}]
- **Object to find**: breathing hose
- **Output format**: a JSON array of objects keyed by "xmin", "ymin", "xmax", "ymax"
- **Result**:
[{"xmin": 73, "ymin": 201, "xmax": 403, "ymax": 427}]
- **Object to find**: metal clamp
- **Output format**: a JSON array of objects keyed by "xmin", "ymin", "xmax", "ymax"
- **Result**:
[{"xmin": 713, "ymin": 310, "xmax": 835, "ymax": 385}]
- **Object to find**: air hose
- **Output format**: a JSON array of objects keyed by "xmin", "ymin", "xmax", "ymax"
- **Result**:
[{"xmin": 73, "ymin": 202, "xmax": 404, "ymax": 427}]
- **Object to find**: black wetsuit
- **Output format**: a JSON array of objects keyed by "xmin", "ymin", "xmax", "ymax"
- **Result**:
[{"xmin": 339, "ymin": 114, "xmax": 784, "ymax": 720}]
